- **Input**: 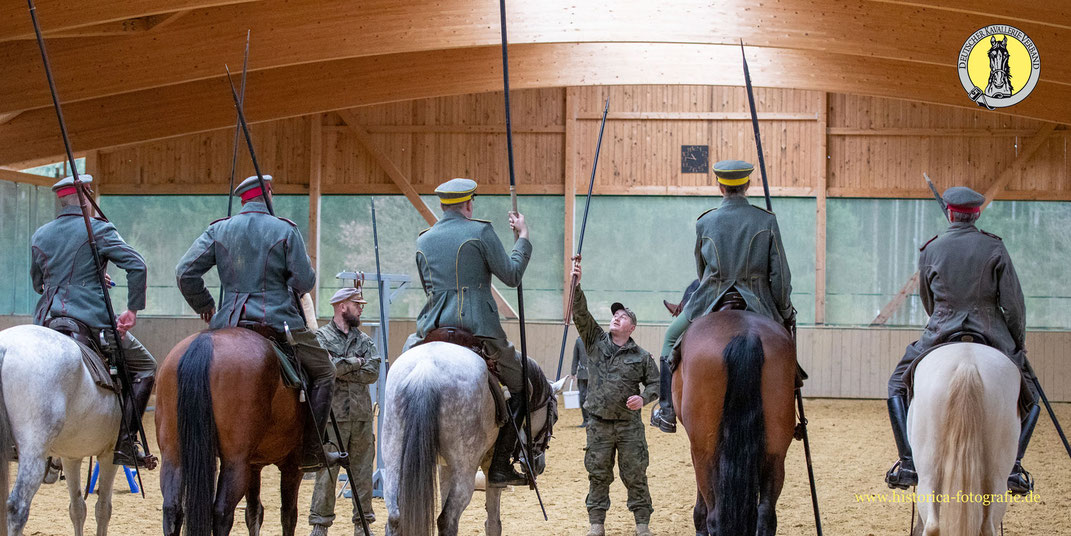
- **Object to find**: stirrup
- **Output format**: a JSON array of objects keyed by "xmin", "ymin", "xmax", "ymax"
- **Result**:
[
  {"xmin": 1008, "ymin": 462, "xmax": 1034, "ymax": 496},
  {"xmin": 650, "ymin": 409, "xmax": 676, "ymax": 433},
  {"xmin": 113, "ymin": 442, "xmax": 158, "ymax": 470},
  {"xmin": 885, "ymin": 459, "xmax": 917, "ymax": 490},
  {"xmin": 487, "ymin": 466, "xmax": 527, "ymax": 487}
]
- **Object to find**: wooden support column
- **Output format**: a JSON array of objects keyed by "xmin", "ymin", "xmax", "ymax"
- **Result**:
[
  {"xmin": 563, "ymin": 87, "xmax": 578, "ymax": 318},
  {"xmin": 814, "ymin": 93, "xmax": 828, "ymax": 324},
  {"xmin": 336, "ymin": 108, "xmax": 519, "ymax": 318},
  {"xmin": 870, "ymin": 122, "xmax": 1059, "ymax": 325},
  {"xmin": 308, "ymin": 114, "xmax": 323, "ymax": 308}
]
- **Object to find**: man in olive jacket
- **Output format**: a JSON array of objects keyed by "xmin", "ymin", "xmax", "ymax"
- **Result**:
[
  {"xmin": 176, "ymin": 175, "xmax": 338, "ymax": 472},
  {"xmin": 414, "ymin": 178, "xmax": 533, "ymax": 486},
  {"xmin": 885, "ymin": 186, "xmax": 1038, "ymax": 495},
  {"xmin": 651, "ymin": 160, "xmax": 796, "ymax": 433}
]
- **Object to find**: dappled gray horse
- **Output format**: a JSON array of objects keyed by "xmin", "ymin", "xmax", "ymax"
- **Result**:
[
  {"xmin": 381, "ymin": 340, "xmax": 561, "ymax": 536},
  {"xmin": 0, "ymin": 324, "xmax": 121, "ymax": 536}
]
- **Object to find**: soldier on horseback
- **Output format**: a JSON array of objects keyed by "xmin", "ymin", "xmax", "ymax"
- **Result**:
[
  {"xmin": 651, "ymin": 160, "xmax": 801, "ymax": 433},
  {"xmin": 176, "ymin": 175, "xmax": 340, "ymax": 472},
  {"xmin": 30, "ymin": 175, "xmax": 158, "ymax": 468},
  {"xmin": 413, "ymin": 178, "xmax": 534, "ymax": 487},
  {"xmin": 885, "ymin": 186, "xmax": 1038, "ymax": 495}
]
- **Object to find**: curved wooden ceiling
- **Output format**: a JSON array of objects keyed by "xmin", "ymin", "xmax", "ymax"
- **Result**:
[{"xmin": 1, "ymin": 0, "xmax": 1068, "ymax": 166}]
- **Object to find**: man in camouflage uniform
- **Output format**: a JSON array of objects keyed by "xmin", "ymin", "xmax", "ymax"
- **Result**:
[
  {"xmin": 651, "ymin": 160, "xmax": 798, "ymax": 433},
  {"xmin": 885, "ymin": 186, "xmax": 1038, "ymax": 495},
  {"xmin": 570, "ymin": 335, "xmax": 591, "ymax": 427},
  {"xmin": 414, "ymin": 178, "xmax": 534, "ymax": 487},
  {"xmin": 309, "ymin": 287, "xmax": 381, "ymax": 536},
  {"xmin": 570, "ymin": 259, "xmax": 659, "ymax": 536},
  {"xmin": 176, "ymin": 175, "xmax": 339, "ymax": 472},
  {"xmin": 30, "ymin": 175, "xmax": 157, "ymax": 467}
]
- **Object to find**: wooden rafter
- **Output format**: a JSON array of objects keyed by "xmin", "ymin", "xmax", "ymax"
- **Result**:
[
  {"xmin": 336, "ymin": 109, "xmax": 519, "ymax": 320},
  {"xmin": 0, "ymin": 1, "xmax": 255, "ymax": 42},
  {"xmin": 0, "ymin": 167, "xmax": 55, "ymax": 187},
  {"xmin": 869, "ymin": 123, "xmax": 1059, "ymax": 325}
]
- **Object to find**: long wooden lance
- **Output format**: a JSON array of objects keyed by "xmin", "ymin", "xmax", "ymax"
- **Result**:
[
  {"xmin": 555, "ymin": 98, "xmax": 609, "ymax": 381},
  {"xmin": 27, "ymin": 0, "xmax": 152, "ymax": 496},
  {"xmin": 499, "ymin": 0, "xmax": 547, "ymax": 519},
  {"xmin": 219, "ymin": 31, "xmax": 250, "ymax": 305},
  {"xmin": 224, "ymin": 64, "xmax": 373, "ymax": 531},
  {"xmin": 742, "ymin": 39, "xmax": 823, "ymax": 535}
]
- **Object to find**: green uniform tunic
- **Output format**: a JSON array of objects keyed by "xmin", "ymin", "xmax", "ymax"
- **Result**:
[
  {"xmin": 572, "ymin": 286, "xmax": 659, "ymax": 524},
  {"xmin": 310, "ymin": 320, "xmax": 381, "ymax": 527},
  {"xmin": 175, "ymin": 201, "xmax": 334, "ymax": 385}
]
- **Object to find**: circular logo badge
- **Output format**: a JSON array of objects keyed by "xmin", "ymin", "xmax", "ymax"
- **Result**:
[{"xmin": 958, "ymin": 25, "xmax": 1040, "ymax": 109}]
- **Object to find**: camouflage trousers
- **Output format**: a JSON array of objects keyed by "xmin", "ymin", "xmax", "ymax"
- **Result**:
[
  {"xmin": 584, "ymin": 416, "xmax": 652, "ymax": 524},
  {"xmin": 309, "ymin": 419, "xmax": 375, "ymax": 527}
]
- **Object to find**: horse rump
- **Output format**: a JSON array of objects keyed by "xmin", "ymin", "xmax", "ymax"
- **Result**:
[
  {"xmin": 0, "ymin": 342, "xmax": 11, "ymax": 531},
  {"xmin": 714, "ymin": 333, "xmax": 766, "ymax": 535},
  {"xmin": 176, "ymin": 332, "xmax": 218, "ymax": 536},
  {"xmin": 397, "ymin": 372, "xmax": 442, "ymax": 536}
]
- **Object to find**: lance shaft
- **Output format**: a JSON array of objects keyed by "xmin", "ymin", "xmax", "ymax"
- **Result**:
[
  {"xmin": 219, "ymin": 31, "xmax": 250, "ymax": 305},
  {"xmin": 923, "ymin": 173, "xmax": 949, "ymax": 221},
  {"xmin": 740, "ymin": 41, "xmax": 772, "ymax": 212},
  {"xmin": 225, "ymin": 66, "xmax": 275, "ymax": 217},
  {"xmin": 27, "ymin": 0, "xmax": 149, "ymax": 495},
  {"xmin": 556, "ymin": 98, "xmax": 609, "ymax": 380},
  {"xmin": 370, "ymin": 199, "xmax": 390, "ymax": 364}
]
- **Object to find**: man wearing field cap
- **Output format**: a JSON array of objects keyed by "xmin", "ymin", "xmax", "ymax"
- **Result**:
[
  {"xmin": 31, "ymin": 174, "xmax": 158, "ymax": 468},
  {"xmin": 310, "ymin": 285, "xmax": 381, "ymax": 536},
  {"xmin": 885, "ymin": 185, "xmax": 1038, "ymax": 494},
  {"xmin": 414, "ymin": 177, "xmax": 536, "ymax": 486},
  {"xmin": 651, "ymin": 160, "xmax": 800, "ymax": 434},
  {"xmin": 568, "ymin": 259, "xmax": 658, "ymax": 536},
  {"xmin": 177, "ymin": 174, "xmax": 340, "ymax": 472}
]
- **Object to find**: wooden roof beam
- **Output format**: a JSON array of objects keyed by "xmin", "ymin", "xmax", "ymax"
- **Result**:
[{"xmin": 0, "ymin": 167, "xmax": 56, "ymax": 188}]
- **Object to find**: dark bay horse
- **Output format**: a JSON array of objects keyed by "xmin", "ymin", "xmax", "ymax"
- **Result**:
[
  {"xmin": 156, "ymin": 328, "xmax": 304, "ymax": 536},
  {"xmin": 672, "ymin": 310, "xmax": 796, "ymax": 536}
]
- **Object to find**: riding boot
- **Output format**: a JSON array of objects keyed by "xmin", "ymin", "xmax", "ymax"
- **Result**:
[
  {"xmin": 113, "ymin": 374, "xmax": 158, "ymax": 469},
  {"xmin": 884, "ymin": 395, "xmax": 917, "ymax": 489},
  {"xmin": 487, "ymin": 422, "xmax": 527, "ymax": 487},
  {"xmin": 300, "ymin": 382, "xmax": 346, "ymax": 473},
  {"xmin": 1008, "ymin": 404, "xmax": 1040, "ymax": 496},
  {"xmin": 649, "ymin": 355, "xmax": 676, "ymax": 433}
]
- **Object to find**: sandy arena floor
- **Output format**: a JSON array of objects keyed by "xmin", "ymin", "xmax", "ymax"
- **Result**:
[{"xmin": 15, "ymin": 399, "xmax": 1071, "ymax": 535}]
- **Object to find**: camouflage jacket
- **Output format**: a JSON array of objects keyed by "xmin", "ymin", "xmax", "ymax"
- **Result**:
[
  {"xmin": 31, "ymin": 205, "xmax": 147, "ymax": 328},
  {"xmin": 572, "ymin": 286, "xmax": 659, "ymax": 421},
  {"xmin": 315, "ymin": 319, "xmax": 381, "ymax": 422}
]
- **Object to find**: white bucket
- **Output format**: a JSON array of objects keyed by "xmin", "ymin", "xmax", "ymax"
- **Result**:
[{"xmin": 563, "ymin": 378, "xmax": 580, "ymax": 409}]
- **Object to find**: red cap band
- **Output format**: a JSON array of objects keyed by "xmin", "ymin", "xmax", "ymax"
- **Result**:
[
  {"xmin": 55, "ymin": 186, "xmax": 78, "ymax": 198},
  {"xmin": 240, "ymin": 186, "xmax": 264, "ymax": 201},
  {"xmin": 947, "ymin": 204, "xmax": 982, "ymax": 214}
]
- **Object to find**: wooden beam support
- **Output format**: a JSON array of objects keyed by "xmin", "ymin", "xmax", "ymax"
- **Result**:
[
  {"xmin": 308, "ymin": 114, "xmax": 323, "ymax": 309},
  {"xmin": 815, "ymin": 93, "xmax": 828, "ymax": 324},
  {"xmin": 563, "ymin": 87, "xmax": 578, "ymax": 318},
  {"xmin": 0, "ymin": 1, "xmax": 255, "ymax": 42},
  {"xmin": 0, "ymin": 167, "xmax": 54, "ymax": 187},
  {"xmin": 351, "ymin": 125, "xmax": 565, "ymax": 134},
  {"xmin": 576, "ymin": 112, "xmax": 817, "ymax": 121},
  {"xmin": 337, "ymin": 108, "xmax": 519, "ymax": 319},
  {"xmin": 869, "ymin": 123, "xmax": 1059, "ymax": 325},
  {"xmin": 827, "ymin": 127, "xmax": 1044, "ymax": 137}
]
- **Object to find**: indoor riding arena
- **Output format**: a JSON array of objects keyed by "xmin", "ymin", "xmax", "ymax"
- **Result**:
[{"xmin": 1, "ymin": 1, "xmax": 1070, "ymax": 535}]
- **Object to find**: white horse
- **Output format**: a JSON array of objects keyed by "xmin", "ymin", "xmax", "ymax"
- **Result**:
[
  {"xmin": 0, "ymin": 324, "xmax": 123, "ymax": 536},
  {"xmin": 381, "ymin": 341, "xmax": 562, "ymax": 536},
  {"xmin": 909, "ymin": 343, "xmax": 1021, "ymax": 536}
]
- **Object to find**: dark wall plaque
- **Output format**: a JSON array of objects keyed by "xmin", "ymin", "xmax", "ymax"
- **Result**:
[{"xmin": 681, "ymin": 145, "xmax": 709, "ymax": 173}]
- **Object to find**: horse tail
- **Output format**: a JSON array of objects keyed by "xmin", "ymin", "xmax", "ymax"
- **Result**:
[
  {"xmin": 714, "ymin": 333, "xmax": 766, "ymax": 535},
  {"xmin": 397, "ymin": 369, "xmax": 441, "ymax": 536},
  {"xmin": 177, "ymin": 333, "xmax": 218, "ymax": 536},
  {"xmin": 935, "ymin": 360, "xmax": 987, "ymax": 535},
  {"xmin": 0, "ymin": 343, "xmax": 11, "ymax": 531}
]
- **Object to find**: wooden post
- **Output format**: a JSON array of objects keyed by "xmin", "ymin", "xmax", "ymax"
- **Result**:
[
  {"xmin": 563, "ymin": 87, "xmax": 578, "ymax": 318},
  {"xmin": 308, "ymin": 114, "xmax": 323, "ymax": 309},
  {"xmin": 815, "ymin": 93, "xmax": 828, "ymax": 324}
]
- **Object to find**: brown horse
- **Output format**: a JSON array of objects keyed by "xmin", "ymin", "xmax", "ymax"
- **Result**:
[
  {"xmin": 672, "ymin": 310, "xmax": 796, "ymax": 536},
  {"xmin": 155, "ymin": 328, "xmax": 304, "ymax": 536}
]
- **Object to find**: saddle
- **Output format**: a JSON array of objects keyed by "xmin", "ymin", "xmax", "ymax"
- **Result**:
[
  {"xmin": 236, "ymin": 321, "xmax": 304, "ymax": 390},
  {"xmin": 420, "ymin": 327, "xmax": 508, "ymax": 426},
  {"xmin": 668, "ymin": 290, "xmax": 748, "ymax": 373},
  {"xmin": 45, "ymin": 316, "xmax": 117, "ymax": 393}
]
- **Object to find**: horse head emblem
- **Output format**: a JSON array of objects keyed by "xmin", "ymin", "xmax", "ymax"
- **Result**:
[{"xmin": 985, "ymin": 35, "xmax": 1013, "ymax": 98}]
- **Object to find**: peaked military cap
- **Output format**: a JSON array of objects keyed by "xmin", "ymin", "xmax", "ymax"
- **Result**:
[
  {"xmin": 434, "ymin": 178, "xmax": 477, "ymax": 205},
  {"xmin": 713, "ymin": 160, "xmax": 754, "ymax": 186},
  {"xmin": 942, "ymin": 186, "xmax": 985, "ymax": 213},
  {"xmin": 329, "ymin": 286, "xmax": 368, "ymax": 305},
  {"xmin": 610, "ymin": 302, "xmax": 637, "ymax": 325},
  {"xmin": 51, "ymin": 174, "xmax": 93, "ymax": 197},
  {"xmin": 234, "ymin": 174, "xmax": 273, "ymax": 200}
]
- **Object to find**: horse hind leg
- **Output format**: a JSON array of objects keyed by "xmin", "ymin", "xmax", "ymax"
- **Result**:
[
  {"xmin": 245, "ymin": 467, "xmax": 265, "ymax": 536},
  {"xmin": 92, "ymin": 458, "xmax": 119, "ymax": 536},
  {"xmin": 61, "ymin": 457, "xmax": 86, "ymax": 536},
  {"xmin": 213, "ymin": 461, "xmax": 251, "ymax": 536},
  {"xmin": 7, "ymin": 451, "xmax": 48, "ymax": 536},
  {"xmin": 692, "ymin": 486, "xmax": 709, "ymax": 536},
  {"xmin": 278, "ymin": 463, "xmax": 303, "ymax": 536},
  {"xmin": 756, "ymin": 453, "xmax": 786, "ymax": 536},
  {"xmin": 437, "ymin": 463, "xmax": 477, "ymax": 536},
  {"xmin": 160, "ymin": 459, "xmax": 184, "ymax": 536}
]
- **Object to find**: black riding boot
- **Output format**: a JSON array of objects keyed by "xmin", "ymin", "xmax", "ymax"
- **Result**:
[
  {"xmin": 649, "ymin": 355, "xmax": 677, "ymax": 433},
  {"xmin": 300, "ymin": 382, "xmax": 346, "ymax": 473},
  {"xmin": 488, "ymin": 422, "xmax": 527, "ymax": 487},
  {"xmin": 1009, "ymin": 404, "xmax": 1040, "ymax": 495},
  {"xmin": 114, "ymin": 374, "xmax": 158, "ymax": 469},
  {"xmin": 885, "ymin": 396, "xmax": 917, "ymax": 489}
]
